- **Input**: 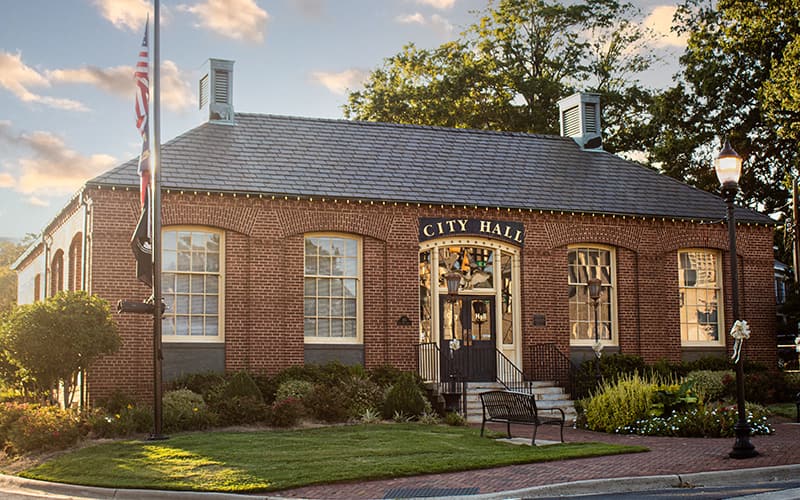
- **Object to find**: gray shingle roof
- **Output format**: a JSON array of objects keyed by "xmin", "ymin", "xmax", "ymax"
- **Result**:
[{"xmin": 88, "ymin": 113, "xmax": 772, "ymax": 224}]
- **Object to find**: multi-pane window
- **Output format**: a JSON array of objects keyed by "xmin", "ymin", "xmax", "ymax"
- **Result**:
[
  {"xmin": 162, "ymin": 229, "xmax": 222, "ymax": 341},
  {"xmin": 679, "ymin": 250, "xmax": 722, "ymax": 344},
  {"xmin": 568, "ymin": 247, "xmax": 615, "ymax": 344},
  {"xmin": 304, "ymin": 236, "xmax": 360, "ymax": 341}
]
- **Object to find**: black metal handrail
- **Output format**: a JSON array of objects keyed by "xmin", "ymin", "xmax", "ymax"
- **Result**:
[
  {"xmin": 496, "ymin": 349, "xmax": 531, "ymax": 393},
  {"xmin": 527, "ymin": 343, "xmax": 578, "ymax": 398}
]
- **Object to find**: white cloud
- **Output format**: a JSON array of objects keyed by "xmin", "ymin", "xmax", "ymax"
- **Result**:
[
  {"xmin": 395, "ymin": 12, "xmax": 452, "ymax": 36},
  {"xmin": 0, "ymin": 172, "xmax": 14, "ymax": 188},
  {"xmin": 310, "ymin": 69, "xmax": 369, "ymax": 95},
  {"xmin": 179, "ymin": 0, "xmax": 269, "ymax": 43},
  {"xmin": 0, "ymin": 125, "xmax": 116, "ymax": 197},
  {"xmin": 26, "ymin": 196, "xmax": 49, "ymax": 207},
  {"xmin": 47, "ymin": 61, "xmax": 193, "ymax": 112},
  {"xmin": 416, "ymin": 0, "xmax": 455, "ymax": 9},
  {"xmin": 397, "ymin": 13, "xmax": 425, "ymax": 24},
  {"xmin": 644, "ymin": 5, "xmax": 688, "ymax": 48},
  {"xmin": 0, "ymin": 52, "xmax": 88, "ymax": 111},
  {"xmin": 92, "ymin": 0, "xmax": 152, "ymax": 31}
]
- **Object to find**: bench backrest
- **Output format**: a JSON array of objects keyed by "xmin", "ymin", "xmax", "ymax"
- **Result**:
[{"xmin": 480, "ymin": 390, "xmax": 538, "ymax": 419}]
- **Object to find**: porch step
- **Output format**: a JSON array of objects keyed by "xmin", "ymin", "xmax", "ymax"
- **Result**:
[{"xmin": 460, "ymin": 383, "xmax": 577, "ymax": 425}]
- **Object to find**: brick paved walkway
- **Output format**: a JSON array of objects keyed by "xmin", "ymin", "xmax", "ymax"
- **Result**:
[{"xmin": 274, "ymin": 420, "xmax": 800, "ymax": 499}]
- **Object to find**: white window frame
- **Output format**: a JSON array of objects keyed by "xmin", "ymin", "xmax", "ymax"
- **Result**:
[
  {"xmin": 303, "ymin": 233, "xmax": 363, "ymax": 344},
  {"xmin": 678, "ymin": 249, "xmax": 724, "ymax": 347},
  {"xmin": 161, "ymin": 226, "xmax": 225, "ymax": 343},
  {"xmin": 567, "ymin": 245, "xmax": 618, "ymax": 347}
]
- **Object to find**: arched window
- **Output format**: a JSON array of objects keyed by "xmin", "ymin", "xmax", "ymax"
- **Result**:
[
  {"xmin": 68, "ymin": 233, "xmax": 82, "ymax": 291},
  {"xmin": 33, "ymin": 274, "xmax": 41, "ymax": 302},
  {"xmin": 50, "ymin": 249, "xmax": 64, "ymax": 297},
  {"xmin": 568, "ymin": 246, "xmax": 617, "ymax": 346},
  {"xmin": 161, "ymin": 227, "xmax": 224, "ymax": 342}
]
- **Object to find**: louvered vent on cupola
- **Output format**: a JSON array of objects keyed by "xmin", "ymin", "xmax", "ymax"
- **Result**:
[
  {"xmin": 557, "ymin": 92, "xmax": 602, "ymax": 151},
  {"xmin": 199, "ymin": 58, "xmax": 235, "ymax": 124}
]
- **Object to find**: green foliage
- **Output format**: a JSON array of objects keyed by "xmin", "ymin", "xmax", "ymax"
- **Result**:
[
  {"xmin": 344, "ymin": 0, "xmax": 657, "ymax": 156},
  {"xmin": 649, "ymin": 380, "xmax": 698, "ymax": 417},
  {"xmin": 685, "ymin": 370, "xmax": 733, "ymax": 402},
  {"xmin": 275, "ymin": 379, "xmax": 314, "ymax": 403},
  {"xmin": 584, "ymin": 373, "xmax": 657, "ymax": 432},
  {"xmin": 168, "ymin": 371, "xmax": 226, "ymax": 400},
  {"xmin": 162, "ymin": 389, "xmax": 215, "ymax": 433},
  {"xmin": 2, "ymin": 404, "xmax": 83, "ymax": 454},
  {"xmin": 359, "ymin": 407, "xmax": 382, "ymax": 424},
  {"xmin": 444, "ymin": 412, "xmax": 467, "ymax": 426},
  {"xmin": 96, "ymin": 389, "xmax": 137, "ymax": 414},
  {"xmin": 0, "ymin": 239, "xmax": 26, "ymax": 315},
  {"xmin": 785, "ymin": 372, "xmax": 800, "ymax": 395},
  {"xmin": 86, "ymin": 405, "xmax": 152, "ymax": 438},
  {"xmin": 368, "ymin": 364, "xmax": 408, "ymax": 388},
  {"xmin": 418, "ymin": 411, "xmax": 441, "ymax": 425},
  {"xmin": 0, "ymin": 291, "xmax": 120, "ymax": 403},
  {"xmin": 341, "ymin": 374, "xmax": 382, "ymax": 418},
  {"xmin": 268, "ymin": 397, "xmax": 304, "ymax": 427},
  {"xmin": 303, "ymin": 383, "xmax": 349, "ymax": 423},
  {"xmin": 646, "ymin": 0, "xmax": 800, "ymax": 218},
  {"xmin": 381, "ymin": 373, "xmax": 427, "ymax": 419},
  {"xmin": 618, "ymin": 401, "xmax": 773, "ymax": 437},
  {"xmin": 573, "ymin": 354, "xmax": 648, "ymax": 398}
]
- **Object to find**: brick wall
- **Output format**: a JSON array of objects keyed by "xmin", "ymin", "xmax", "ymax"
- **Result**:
[{"xmin": 83, "ymin": 187, "xmax": 777, "ymax": 402}]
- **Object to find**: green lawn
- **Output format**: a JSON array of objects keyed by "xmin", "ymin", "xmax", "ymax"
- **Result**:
[
  {"xmin": 22, "ymin": 424, "xmax": 647, "ymax": 493},
  {"xmin": 769, "ymin": 402, "xmax": 798, "ymax": 420}
]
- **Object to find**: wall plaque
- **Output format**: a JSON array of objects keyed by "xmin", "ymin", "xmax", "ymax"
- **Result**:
[{"xmin": 419, "ymin": 218, "xmax": 525, "ymax": 245}]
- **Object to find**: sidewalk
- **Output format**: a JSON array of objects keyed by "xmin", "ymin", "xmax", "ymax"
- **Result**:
[{"xmin": 0, "ymin": 420, "xmax": 798, "ymax": 499}]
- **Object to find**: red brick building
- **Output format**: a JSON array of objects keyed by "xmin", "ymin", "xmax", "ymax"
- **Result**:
[{"xmin": 13, "ymin": 62, "xmax": 776, "ymax": 404}]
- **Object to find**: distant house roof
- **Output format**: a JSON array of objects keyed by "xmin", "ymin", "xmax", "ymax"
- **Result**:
[{"xmin": 88, "ymin": 113, "xmax": 773, "ymax": 224}]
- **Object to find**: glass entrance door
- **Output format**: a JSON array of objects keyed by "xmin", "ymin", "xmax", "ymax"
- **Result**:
[{"xmin": 439, "ymin": 296, "xmax": 496, "ymax": 382}]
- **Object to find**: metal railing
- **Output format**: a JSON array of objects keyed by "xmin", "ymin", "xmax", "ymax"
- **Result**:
[
  {"xmin": 418, "ymin": 342, "xmax": 439, "ymax": 383},
  {"xmin": 496, "ymin": 349, "xmax": 531, "ymax": 393},
  {"xmin": 527, "ymin": 343, "xmax": 578, "ymax": 398}
]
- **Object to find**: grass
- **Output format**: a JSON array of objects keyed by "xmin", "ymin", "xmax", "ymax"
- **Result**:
[
  {"xmin": 768, "ymin": 402, "xmax": 798, "ymax": 420},
  {"xmin": 21, "ymin": 424, "xmax": 647, "ymax": 493}
]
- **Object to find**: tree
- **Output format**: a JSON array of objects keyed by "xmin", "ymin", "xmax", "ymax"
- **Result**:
[
  {"xmin": 0, "ymin": 291, "xmax": 121, "ymax": 406},
  {"xmin": 344, "ymin": 0, "xmax": 659, "ymax": 154},
  {"xmin": 0, "ymin": 238, "xmax": 30, "ymax": 314},
  {"xmin": 646, "ymin": 0, "xmax": 800, "ymax": 217}
]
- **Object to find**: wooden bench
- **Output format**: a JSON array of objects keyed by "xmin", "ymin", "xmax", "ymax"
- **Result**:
[{"xmin": 479, "ymin": 390, "xmax": 565, "ymax": 445}]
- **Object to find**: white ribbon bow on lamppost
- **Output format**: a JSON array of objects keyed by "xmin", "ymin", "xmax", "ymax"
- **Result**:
[{"xmin": 730, "ymin": 320, "xmax": 751, "ymax": 364}]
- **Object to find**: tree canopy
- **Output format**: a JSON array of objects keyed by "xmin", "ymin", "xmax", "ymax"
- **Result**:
[
  {"xmin": 344, "ymin": 0, "xmax": 658, "ymax": 154},
  {"xmin": 646, "ymin": 0, "xmax": 800, "ymax": 216},
  {"xmin": 0, "ymin": 291, "xmax": 120, "ymax": 405}
]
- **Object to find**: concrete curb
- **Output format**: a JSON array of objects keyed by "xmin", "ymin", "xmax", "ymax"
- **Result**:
[{"xmin": 2, "ymin": 464, "xmax": 800, "ymax": 499}]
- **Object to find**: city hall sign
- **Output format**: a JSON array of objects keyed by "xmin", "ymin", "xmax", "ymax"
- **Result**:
[{"xmin": 419, "ymin": 218, "xmax": 525, "ymax": 245}]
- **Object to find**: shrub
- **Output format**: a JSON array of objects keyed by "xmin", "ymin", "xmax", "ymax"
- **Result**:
[
  {"xmin": 162, "ymin": 389, "xmax": 215, "ymax": 433},
  {"xmin": 269, "ymin": 397, "xmax": 304, "ymax": 427},
  {"xmin": 381, "ymin": 373, "xmax": 427, "ymax": 419},
  {"xmin": 342, "ymin": 374, "xmax": 382, "ymax": 418},
  {"xmin": 444, "ymin": 412, "xmax": 466, "ymax": 426},
  {"xmin": 252, "ymin": 373, "xmax": 279, "ymax": 405},
  {"xmin": 204, "ymin": 372, "xmax": 267, "ymax": 426},
  {"xmin": 649, "ymin": 379, "xmax": 698, "ymax": 417},
  {"xmin": 168, "ymin": 371, "xmax": 226, "ymax": 400},
  {"xmin": 304, "ymin": 383, "xmax": 349, "ymax": 423},
  {"xmin": 96, "ymin": 389, "xmax": 137, "ymax": 414},
  {"xmin": 275, "ymin": 379, "xmax": 315, "ymax": 403},
  {"xmin": 418, "ymin": 411, "xmax": 441, "ymax": 425},
  {"xmin": 5, "ymin": 405, "xmax": 83, "ymax": 454},
  {"xmin": 0, "ymin": 402, "xmax": 29, "ymax": 444},
  {"xmin": 86, "ymin": 405, "xmax": 152, "ymax": 438},
  {"xmin": 785, "ymin": 372, "xmax": 800, "ymax": 395},
  {"xmin": 685, "ymin": 370, "xmax": 732, "ymax": 402},
  {"xmin": 359, "ymin": 408, "xmax": 382, "ymax": 424},
  {"xmin": 368, "ymin": 365, "xmax": 408, "ymax": 388},
  {"xmin": 573, "ymin": 354, "xmax": 648, "ymax": 398},
  {"xmin": 584, "ymin": 373, "xmax": 657, "ymax": 433}
]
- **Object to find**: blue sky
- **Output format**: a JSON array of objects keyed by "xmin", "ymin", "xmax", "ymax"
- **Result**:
[{"xmin": 0, "ymin": 0, "xmax": 685, "ymax": 240}]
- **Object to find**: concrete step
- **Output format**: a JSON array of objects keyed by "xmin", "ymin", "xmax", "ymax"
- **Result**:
[{"xmin": 458, "ymin": 381, "xmax": 577, "ymax": 424}]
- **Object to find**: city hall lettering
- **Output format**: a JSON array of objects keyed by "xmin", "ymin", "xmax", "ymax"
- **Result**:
[{"xmin": 419, "ymin": 218, "xmax": 525, "ymax": 245}]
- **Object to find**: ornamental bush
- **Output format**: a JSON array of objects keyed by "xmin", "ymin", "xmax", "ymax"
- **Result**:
[
  {"xmin": 162, "ymin": 389, "xmax": 215, "ymax": 433},
  {"xmin": 86, "ymin": 405, "xmax": 152, "ymax": 438},
  {"xmin": 275, "ymin": 379, "xmax": 315, "ymax": 403},
  {"xmin": 206, "ymin": 372, "xmax": 268, "ymax": 426},
  {"xmin": 4, "ymin": 404, "xmax": 83, "ymax": 454},
  {"xmin": 584, "ymin": 373, "xmax": 657, "ymax": 433},
  {"xmin": 685, "ymin": 370, "xmax": 732, "ymax": 402},
  {"xmin": 381, "ymin": 372, "xmax": 428, "ymax": 419},
  {"xmin": 268, "ymin": 397, "xmax": 305, "ymax": 427},
  {"xmin": 304, "ymin": 383, "xmax": 350, "ymax": 423}
]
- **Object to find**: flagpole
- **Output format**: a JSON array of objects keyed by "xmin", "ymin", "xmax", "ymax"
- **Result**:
[{"xmin": 150, "ymin": 0, "xmax": 166, "ymax": 440}]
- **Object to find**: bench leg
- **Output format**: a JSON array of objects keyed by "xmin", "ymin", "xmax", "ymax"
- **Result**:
[
  {"xmin": 532, "ymin": 424, "xmax": 538, "ymax": 446},
  {"xmin": 559, "ymin": 422, "xmax": 564, "ymax": 443},
  {"xmin": 481, "ymin": 418, "xmax": 486, "ymax": 437},
  {"xmin": 506, "ymin": 421, "xmax": 511, "ymax": 439}
]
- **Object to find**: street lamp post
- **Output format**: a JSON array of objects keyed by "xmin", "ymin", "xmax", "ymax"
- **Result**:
[
  {"xmin": 588, "ymin": 277, "xmax": 603, "ymax": 384},
  {"xmin": 715, "ymin": 138, "xmax": 757, "ymax": 459},
  {"xmin": 444, "ymin": 271, "xmax": 462, "ymax": 411}
]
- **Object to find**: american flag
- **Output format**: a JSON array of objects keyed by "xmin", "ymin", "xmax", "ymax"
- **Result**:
[
  {"xmin": 131, "ymin": 18, "xmax": 153, "ymax": 287},
  {"xmin": 135, "ymin": 18, "xmax": 150, "ymax": 207}
]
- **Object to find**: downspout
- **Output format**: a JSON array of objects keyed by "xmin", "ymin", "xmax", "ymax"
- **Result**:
[
  {"xmin": 42, "ymin": 233, "xmax": 52, "ymax": 299},
  {"xmin": 79, "ymin": 190, "xmax": 91, "ymax": 409}
]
